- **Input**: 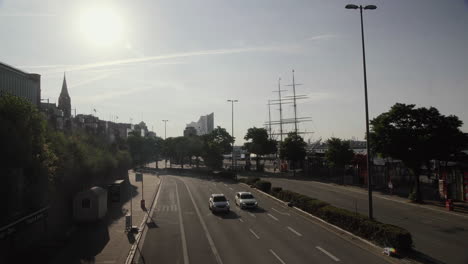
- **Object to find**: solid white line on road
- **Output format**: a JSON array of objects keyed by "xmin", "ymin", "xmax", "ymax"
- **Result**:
[
  {"xmin": 224, "ymin": 184, "xmax": 228, "ymax": 187},
  {"xmin": 269, "ymin": 249, "xmax": 286, "ymax": 264},
  {"xmin": 316, "ymin": 246, "xmax": 340, "ymax": 262},
  {"xmin": 183, "ymin": 179, "xmax": 224, "ymax": 264},
  {"xmin": 248, "ymin": 212, "xmax": 256, "ymax": 218},
  {"xmin": 249, "ymin": 228, "xmax": 260, "ymax": 239},
  {"xmin": 272, "ymin": 207, "xmax": 290, "ymax": 216},
  {"xmin": 238, "ymin": 218, "xmax": 244, "ymax": 223},
  {"xmin": 287, "ymin": 226, "xmax": 302, "ymax": 237},
  {"xmin": 175, "ymin": 181, "xmax": 190, "ymax": 264},
  {"xmin": 229, "ymin": 187, "xmax": 234, "ymax": 191},
  {"xmin": 267, "ymin": 213, "xmax": 279, "ymax": 221}
]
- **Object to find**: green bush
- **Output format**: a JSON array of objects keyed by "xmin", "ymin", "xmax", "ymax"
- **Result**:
[
  {"xmin": 254, "ymin": 180, "xmax": 271, "ymax": 193},
  {"xmin": 271, "ymin": 187, "xmax": 282, "ymax": 195},
  {"xmin": 272, "ymin": 189, "xmax": 413, "ymax": 251},
  {"xmin": 238, "ymin": 178, "xmax": 247, "ymax": 183},
  {"xmin": 245, "ymin": 177, "xmax": 260, "ymax": 185}
]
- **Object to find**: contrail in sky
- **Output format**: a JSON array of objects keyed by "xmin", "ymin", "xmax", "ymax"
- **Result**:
[{"xmin": 19, "ymin": 45, "xmax": 286, "ymax": 73}]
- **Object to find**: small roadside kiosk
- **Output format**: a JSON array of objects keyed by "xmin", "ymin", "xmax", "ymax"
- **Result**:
[
  {"xmin": 73, "ymin": 186, "xmax": 108, "ymax": 222},
  {"xmin": 107, "ymin": 179, "xmax": 126, "ymax": 204}
]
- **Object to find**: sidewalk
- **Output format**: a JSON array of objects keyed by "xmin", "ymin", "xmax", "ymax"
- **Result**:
[{"xmin": 50, "ymin": 171, "xmax": 160, "ymax": 264}]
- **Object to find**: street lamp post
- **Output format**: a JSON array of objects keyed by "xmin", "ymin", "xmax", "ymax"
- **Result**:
[
  {"xmin": 345, "ymin": 3, "xmax": 377, "ymax": 220},
  {"xmin": 227, "ymin": 100, "xmax": 238, "ymax": 173},
  {"xmin": 162, "ymin": 120, "xmax": 168, "ymax": 168}
]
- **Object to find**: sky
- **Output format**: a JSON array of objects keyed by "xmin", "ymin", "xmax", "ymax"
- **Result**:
[{"xmin": 1, "ymin": 0, "xmax": 467, "ymax": 144}]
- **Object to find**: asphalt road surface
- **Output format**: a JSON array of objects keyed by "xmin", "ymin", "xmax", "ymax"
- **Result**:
[
  {"xmin": 262, "ymin": 176, "xmax": 468, "ymax": 264},
  {"xmin": 138, "ymin": 174, "xmax": 397, "ymax": 264}
]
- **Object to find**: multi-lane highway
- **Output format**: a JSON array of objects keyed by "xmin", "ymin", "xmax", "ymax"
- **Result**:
[
  {"xmin": 136, "ymin": 174, "xmax": 397, "ymax": 264},
  {"xmin": 262, "ymin": 176, "xmax": 468, "ymax": 264}
]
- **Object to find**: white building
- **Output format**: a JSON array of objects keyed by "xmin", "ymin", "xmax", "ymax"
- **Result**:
[{"xmin": 186, "ymin": 113, "xmax": 214, "ymax": 135}]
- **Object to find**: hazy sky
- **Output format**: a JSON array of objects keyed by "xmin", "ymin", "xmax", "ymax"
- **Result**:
[{"xmin": 1, "ymin": 0, "xmax": 467, "ymax": 144}]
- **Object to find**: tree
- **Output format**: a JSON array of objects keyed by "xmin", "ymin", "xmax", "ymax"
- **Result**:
[
  {"xmin": 186, "ymin": 135, "xmax": 204, "ymax": 167},
  {"xmin": 127, "ymin": 131, "xmax": 148, "ymax": 167},
  {"xmin": 173, "ymin": 136, "xmax": 190, "ymax": 168},
  {"xmin": 201, "ymin": 126, "xmax": 233, "ymax": 169},
  {"xmin": 243, "ymin": 127, "xmax": 277, "ymax": 171},
  {"xmin": 279, "ymin": 132, "xmax": 307, "ymax": 176},
  {"xmin": 369, "ymin": 103, "xmax": 466, "ymax": 201},
  {"xmin": 325, "ymin": 138, "xmax": 354, "ymax": 169},
  {"xmin": 146, "ymin": 136, "xmax": 164, "ymax": 168},
  {"xmin": 127, "ymin": 132, "xmax": 163, "ymax": 168},
  {"xmin": 1, "ymin": 95, "xmax": 52, "ymax": 218}
]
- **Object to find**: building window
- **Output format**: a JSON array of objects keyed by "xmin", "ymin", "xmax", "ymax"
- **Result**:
[{"xmin": 82, "ymin": 198, "xmax": 91, "ymax": 209}]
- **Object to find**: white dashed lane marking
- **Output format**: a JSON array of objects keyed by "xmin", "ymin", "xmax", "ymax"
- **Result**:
[
  {"xmin": 272, "ymin": 207, "xmax": 290, "ymax": 216},
  {"xmin": 316, "ymin": 246, "xmax": 340, "ymax": 262},
  {"xmin": 287, "ymin": 226, "xmax": 302, "ymax": 237},
  {"xmin": 269, "ymin": 249, "xmax": 286, "ymax": 264},
  {"xmin": 267, "ymin": 213, "xmax": 279, "ymax": 221},
  {"xmin": 249, "ymin": 228, "xmax": 260, "ymax": 239}
]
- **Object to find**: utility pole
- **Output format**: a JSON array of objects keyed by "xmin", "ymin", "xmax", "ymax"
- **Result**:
[
  {"xmin": 162, "ymin": 120, "xmax": 168, "ymax": 139},
  {"xmin": 227, "ymin": 100, "xmax": 238, "ymax": 171},
  {"xmin": 162, "ymin": 120, "xmax": 168, "ymax": 168}
]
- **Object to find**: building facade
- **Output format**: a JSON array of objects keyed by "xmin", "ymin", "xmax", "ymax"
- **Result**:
[
  {"xmin": 0, "ymin": 62, "xmax": 41, "ymax": 107},
  {"xmin": 186, "ymin": 112, "xmax": 214, "ymax": 135},
  {"xmin": 184, "ymin": 126, "xmax": 197, "ymax": 137}
]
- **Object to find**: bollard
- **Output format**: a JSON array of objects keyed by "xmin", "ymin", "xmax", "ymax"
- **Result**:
[{"xmin": 445, "ymin": 199, "xmax": 454, "ymax": 211}]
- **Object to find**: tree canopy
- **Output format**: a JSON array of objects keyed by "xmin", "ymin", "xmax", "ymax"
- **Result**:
[
  {"xmin": 369, "ymin": 103, "xmax": 466, "ymax": 201},
  {"xmin": 244, "ymin": 127, "xmax": 277, "ymax": 171},
  {"xmin": 325, "ymin": 137, "xmax": 355, "ymax": 169},
  {"xmin": 280, "ymin": 132, "xmax": 307, "ymax": 163},
  {"xmin": 127, "ymin": 131, "xmax": 163, "ymax": 168},
  {"xmin": 201, "ymin": 126, "xmax": 233, "ymax": 169}
]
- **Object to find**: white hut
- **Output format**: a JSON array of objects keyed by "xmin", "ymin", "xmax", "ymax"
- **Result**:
[{"xmin": 73, "ymin": 186, "xmax": 108, "ymax": 222}]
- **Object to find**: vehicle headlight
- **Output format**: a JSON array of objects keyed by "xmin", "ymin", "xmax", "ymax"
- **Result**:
[{"xmin": 254, "ymin": 201, "xmax": 258, "ymax": 205}]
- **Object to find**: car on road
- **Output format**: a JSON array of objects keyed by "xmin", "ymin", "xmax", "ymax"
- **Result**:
[
  {"xmin": 209, "ymin": 194, "xmax": 230, "ymax": 213},
  {"xmin": 235, "ymin": 192, "xmax": 258, "ymax": 209}
]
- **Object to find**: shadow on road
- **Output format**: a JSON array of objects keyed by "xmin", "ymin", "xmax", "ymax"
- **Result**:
[
  {"xmin": 405, "ymin": 249, "xmax": 447, "ymax": 264},
  {"xmin": 213, "ymin": 210, "xmax": 240, "ymax": 220}
]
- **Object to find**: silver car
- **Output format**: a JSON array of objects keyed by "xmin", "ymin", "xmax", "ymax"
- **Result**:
[
  {"xmin": 209, "ymin": 194, "xmax": 230, "ymax": 213},
  {"xmin": 235, "ymin": 192, "xmax": 258, "ymax": 209}
]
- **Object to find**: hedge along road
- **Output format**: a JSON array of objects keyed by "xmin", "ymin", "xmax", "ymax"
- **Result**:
[
  {"xmin": 138, "ymin": 174, "xmax": 397, "ymax": 264},
  {"xmin": 262, "ymin": 176, "xmax": 468, "ymax": 264}
]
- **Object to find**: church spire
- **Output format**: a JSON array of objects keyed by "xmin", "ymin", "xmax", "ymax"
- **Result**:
[
  {"xmin": 58, "ymin": 72, "xmax": 71, "ymax": 118},
  {"xmin": 61, "ymin": 72, "xmax": 69, "ymax": 97}
]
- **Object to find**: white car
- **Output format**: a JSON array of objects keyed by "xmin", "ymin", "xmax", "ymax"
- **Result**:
[
  {"xmin": 235, "ymin": 192, "xmax": 258, "ymax": 209},
  {"xmin": 209, "ymin": 194, "xmax": 230, "ymax": 213}
]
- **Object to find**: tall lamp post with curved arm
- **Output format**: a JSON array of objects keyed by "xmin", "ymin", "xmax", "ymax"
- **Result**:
[{"xmin": 345, "ymin": 3, "xmax": 377, "ymax": 220}]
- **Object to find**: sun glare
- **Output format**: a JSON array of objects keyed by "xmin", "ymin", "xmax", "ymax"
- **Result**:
[{"xmin": 79, "ymin": 7, "xmax": 124, "ymax": 47}]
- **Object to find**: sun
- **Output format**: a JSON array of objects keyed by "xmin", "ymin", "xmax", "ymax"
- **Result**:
[{"xmin": 79, "ymin": 6, "xmax": 124, "ymax": 47}]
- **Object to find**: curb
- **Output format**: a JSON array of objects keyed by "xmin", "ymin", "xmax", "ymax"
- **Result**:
[{"xmin": 125, "ymin": 175, "xmax": 162, "ymax": 264}]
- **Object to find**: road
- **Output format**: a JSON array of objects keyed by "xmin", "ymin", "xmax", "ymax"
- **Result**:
[
  {"xmin": 262, "ymin": 176, "xmax": 468, "ymax": 264},
  {"xmin": 137, "ymin": 174, "xmax": 397, "ymax": 264}
]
